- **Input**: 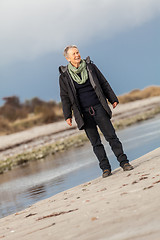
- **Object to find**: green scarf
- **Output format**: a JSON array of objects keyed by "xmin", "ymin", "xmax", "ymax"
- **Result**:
[{"xmin": 68, "ymin": 59, "xmax": 88, "ymax": 84}]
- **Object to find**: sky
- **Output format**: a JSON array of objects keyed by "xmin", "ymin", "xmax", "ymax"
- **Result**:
[{"xmin": 0, "ymin": 0, "xmax": 160, "ymax": 105}]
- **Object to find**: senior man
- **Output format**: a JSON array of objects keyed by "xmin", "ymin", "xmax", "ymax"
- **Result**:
[{"xmin": 59, "ymin": 45, "xmax": 133, "ymax": 177}]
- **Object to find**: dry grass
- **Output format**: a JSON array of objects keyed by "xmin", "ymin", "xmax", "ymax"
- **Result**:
[
  {"xmin": 0, "ymin": 117, "xmax": 12, "ymax": 135},
  {"xmin": 0, "ymin": 97, "xmax": 63, "ymax": 135},
  {"xmin": 0, "ymin": 109, "xmax": 64, "ymax": 135},
  {"xmin": 0, "ymin": 86, "xmax": 160, "ymax": 135},
  {"xmin": 113, "ymin": 106, "xmax": 160, "ymax": 130},
  {"xmin": 118, "ymin": 86, "xmax": 160, "ymax": 103}
]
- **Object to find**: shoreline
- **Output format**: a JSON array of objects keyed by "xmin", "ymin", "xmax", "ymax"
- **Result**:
[
  {"xmin": 0, "ymin": 96, "xmax": 160, "ymax": 174},
  {"xmin": 0, "ymin": 109, "xmax": 159, "ymax": 175},
  {"xmin": 0, "ymin": 147, "xmax": 160, "ymax": 239}
]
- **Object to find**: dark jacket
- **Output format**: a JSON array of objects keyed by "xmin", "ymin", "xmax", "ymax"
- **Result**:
[{"xmin": 59, "ymin": 57, "xmax": 119, "ymax": 130}]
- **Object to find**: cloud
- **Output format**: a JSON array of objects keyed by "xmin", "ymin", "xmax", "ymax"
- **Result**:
[{"xmin": 0, "ymin": 0, "xmax": 160, "ymax": 65}]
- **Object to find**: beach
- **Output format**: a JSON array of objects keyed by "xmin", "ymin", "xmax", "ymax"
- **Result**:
[
  {"xmin": 0, "ymin": 96, "xmax": 160, "ymax": 174},
  {"xmin": 0, "ymin": 147, "xmax": 160, "ymax": 239},
  {"xmin": 0, "ymin": 96, "xmax": 160, "ymax": 239},
  {"xmin": 1, "ymin": 3, "xmax": 159, "ymax": 238}
]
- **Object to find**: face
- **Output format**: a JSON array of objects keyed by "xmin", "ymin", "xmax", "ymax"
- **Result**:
[{"xmin": 66, "ymin": 47, "xmax": 81, "ymax": 67}]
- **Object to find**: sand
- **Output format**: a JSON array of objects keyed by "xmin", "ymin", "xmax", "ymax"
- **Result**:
[{"xmin": 0, "ymin": 147, "xmax": 160, "ymax": 240}]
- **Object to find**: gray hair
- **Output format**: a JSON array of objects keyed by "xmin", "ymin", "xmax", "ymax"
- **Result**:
[{"xmin": 63, "ymin": 45, "xmax": 78, "ymax": 57}]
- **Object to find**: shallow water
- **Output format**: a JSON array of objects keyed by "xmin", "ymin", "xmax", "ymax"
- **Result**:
[{"xmin": 0, "ymin": 115, "xmax": 160, "ymax": 218}]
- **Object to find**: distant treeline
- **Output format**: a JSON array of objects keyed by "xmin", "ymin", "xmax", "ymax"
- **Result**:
[
  {"xmin": 0, "ymin": 85, "xmax": 160, "ymax": 135},
  {"xmin": 0, "ymin": 96, "xmax": 63, "ymax": 134},
  {"xmin": 0, "ymin": 96, "xmax": 62, "ymax": 121}
]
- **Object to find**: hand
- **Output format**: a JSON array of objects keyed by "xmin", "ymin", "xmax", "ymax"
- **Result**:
[
  {"xmin": 112, "ymin": 102, "xmax": 118, "ymax": 109},
  {"xmin": 66, "ymin": 118, "xmax": 72, "ymax": 126}
]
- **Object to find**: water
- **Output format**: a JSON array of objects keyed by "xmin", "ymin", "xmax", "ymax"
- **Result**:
[{"xmin": 0, "ymin": 115, "xmax": 160, "ymax": 218}]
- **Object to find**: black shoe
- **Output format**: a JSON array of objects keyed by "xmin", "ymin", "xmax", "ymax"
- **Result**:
[
  {"xmin": 122, "ymin": 163, "xmax": 134, "ymax": 171},
  {"xmin": 102, "ymin": 169, "xmax": 112, "ymax": 178}
]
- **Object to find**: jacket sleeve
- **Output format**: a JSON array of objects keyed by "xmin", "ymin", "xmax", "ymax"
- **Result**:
[
  {"xmin": 92, "ymin": 64, "xmax": 119, "ymax": 104},
  {"xmin": 59, "ymin": 75, "xmax": 72, "ymax": 120}
]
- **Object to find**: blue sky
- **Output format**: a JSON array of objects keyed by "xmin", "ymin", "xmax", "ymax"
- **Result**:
[{"xmin": 0, "ymin": 0, "xmax": 160, "ymax": 105}]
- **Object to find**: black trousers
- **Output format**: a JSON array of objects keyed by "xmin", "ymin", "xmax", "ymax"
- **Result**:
[{"xmin": 82, "ymin": 104, "xmax": 129, "ymax": 171}]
